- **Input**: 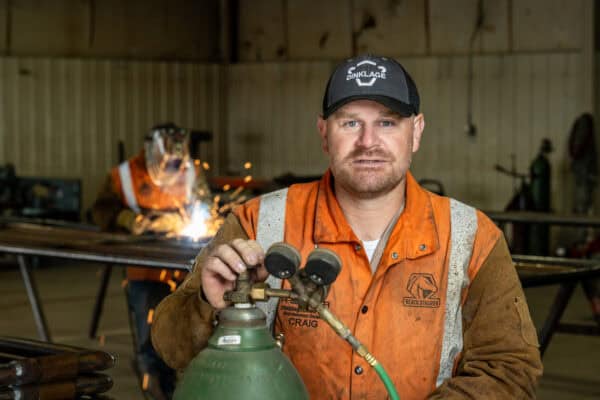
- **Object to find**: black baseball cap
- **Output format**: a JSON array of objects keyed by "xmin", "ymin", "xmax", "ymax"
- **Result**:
[{"xmin": 322, "ymin": 55, "xmax": 420, "ymax": 119}]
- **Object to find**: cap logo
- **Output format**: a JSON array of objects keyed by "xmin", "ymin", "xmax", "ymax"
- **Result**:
[{"xmin": 346, "ymin": 60, "xmax": 387, "ymax": 87}]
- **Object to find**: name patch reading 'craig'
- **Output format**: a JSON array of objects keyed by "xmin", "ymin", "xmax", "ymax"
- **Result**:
[{"xmin": 280, "ymin": 298, "xmax": 326, "ymax": 329}]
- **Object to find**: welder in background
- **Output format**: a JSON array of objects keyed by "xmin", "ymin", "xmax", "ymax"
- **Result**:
[{"xmin": 92, "ymin": 122, "xmax": 206, "ymax": 400}]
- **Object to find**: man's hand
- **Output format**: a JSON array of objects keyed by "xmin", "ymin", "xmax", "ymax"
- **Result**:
[
  {"xmin": 130, "ymin": 214, "xmax": 151, "ymax": 235},
  {"xmin": 128, "ymin": 212, "xmax": 185, "ymax": 235},
  {"xmin": 147, "ymin": 213, "xmax": 185, "ymax": 233},
  {"xmin": 201, "ymin": 238, "xmax": 268, "ymax": 309},
  {"xmin": 116, "ymin": 209, "xmax": 150, "ymax": 234}
]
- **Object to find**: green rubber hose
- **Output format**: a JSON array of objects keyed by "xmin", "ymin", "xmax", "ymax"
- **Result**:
[
  {"xmin": 314, "ymin": 305, "xmax": 401, "ymax": 399},
  {"xmin": 373, "ymin": 361, "xmax": 400, "ymax": 400}
]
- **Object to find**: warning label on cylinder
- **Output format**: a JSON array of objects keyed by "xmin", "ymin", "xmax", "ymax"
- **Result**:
[{"xmin": 217, "ymin": 335, "xmax": 241, "ymax": 346}]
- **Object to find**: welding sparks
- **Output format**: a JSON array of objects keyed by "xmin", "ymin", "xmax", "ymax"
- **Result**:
[
  {"xmin": 142, "ymin": 373, "xmax": 149, "ymax": 390},
  {"xmin": 147, "ymin": 309, "xmax": 154, "ymax": 324},
  {"xmin": 173, "ymin": 160, "xmax": 253, "ymax": 240},
  {"xmin": 180, "ymin": 202, "xmax": 212, "ymax": 240}
]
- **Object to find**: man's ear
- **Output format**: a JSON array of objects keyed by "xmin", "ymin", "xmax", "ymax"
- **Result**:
[
  {"xmin": 317, "ymin": 116, "xmax": 329, "ymax": 153},
  {"xmin": 411, "ymin": 113, "xmax": 425, "ymax": 153}
]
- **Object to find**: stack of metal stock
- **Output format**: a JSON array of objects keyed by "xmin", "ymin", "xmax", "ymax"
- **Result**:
[{"xmin": 0, "ymin": 336, "xmax": 115, "ymax": 400}]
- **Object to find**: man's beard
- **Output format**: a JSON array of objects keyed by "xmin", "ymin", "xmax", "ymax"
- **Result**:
[{"xmin": 331, "ymin": 149, "xmax": 408, "ymax": 199}]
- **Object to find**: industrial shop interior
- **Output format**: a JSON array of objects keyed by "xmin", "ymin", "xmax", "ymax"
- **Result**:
[{"xmin": 0, "ymin": 1, "xmax": 599, "ymax": 399}]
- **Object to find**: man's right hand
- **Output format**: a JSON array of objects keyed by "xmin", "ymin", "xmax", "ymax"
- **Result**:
[{"xmin": 201, "ymin": 238, "xmax": 268, "ymax": 309}]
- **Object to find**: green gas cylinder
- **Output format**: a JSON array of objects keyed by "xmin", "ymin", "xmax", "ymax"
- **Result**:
[
  {"xmin": 173, "ymin": 305, "xmax": 309, "ymax": 400},
  {"xmin": 529, "ymin": 138, "xmax": 553, "ymax": 256}
]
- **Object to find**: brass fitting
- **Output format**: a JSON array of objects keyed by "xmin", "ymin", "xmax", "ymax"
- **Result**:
[
  {"xmin": 223, "ymin": 271, "xmax": 252, "ymax": 303},
  {"xmin": 250, "ymin": 283, "xmax": 268, "ymax": 301},
  {"xmin": 224, "ymin": 271, "xmax": 299, "ymax": 304}
]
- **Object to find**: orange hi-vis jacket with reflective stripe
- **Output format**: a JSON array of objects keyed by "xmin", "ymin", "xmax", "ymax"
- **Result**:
[
  {"xmin": 110, "ymin": 152, "xmax": 189, "ymax": 282},
  {"xmin": 151, "ymin": 169, "xmax": 542, "ymax": 399},
  {"xmin": 233, "ymin": 170, "xmax": 519, "ymax": 399},
  {"xmin": 110, "ymin": 152, "xmax": 190, "ymax": 214}
]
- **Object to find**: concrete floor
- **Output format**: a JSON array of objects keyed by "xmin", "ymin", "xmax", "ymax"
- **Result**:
[{"xmin": 0, "ymin": 259, "xmax": 599, "ymax": 399}]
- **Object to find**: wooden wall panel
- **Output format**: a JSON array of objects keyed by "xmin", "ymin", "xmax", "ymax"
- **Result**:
[
  {"xmin": 429, "ymin": 0, "xmax": 478, "ymax": 54},
  {"xmin": 89, "ymin": 0, "xmax": 219, "ymax": 60},
  {"xmin": 594, "ymin": 52, "xmax": 600, "ymax": 211},
  {"xmin": 0, "ymin": 0, "xmax": 589, "ymax": 61},
  {"xmin": 287, "ymin": 0, "xmax": 352, "ymax": 60},
  {"xmin": 429, "ymin": 0, "xmax": 509, "ymax": 54},
  {"xmin": 0, "ymin": 2, "xmax": 7, "ymax": 54},
  {"xmin": 238, "ymin": 0, "xmax": 286, "ymax": 61},
  {"xmin": 512, "ymin": 0, "xmax": 583, "ymax": 51},
  {"xmin": 11, "ymin": 0, "xmax": 89, "ymax": 56},
  {"xmin": 163, "ymin": 0, "xmax": 220, "ymax": 60},
  {"xmin": 478, "ymin": 0, "xmax": 510, "ymax": 52},
  {"xmin": 352, "ymin": 0, "xmax": 427, "ymax": 56},
  {"xmin": 6, "ymin": 0, "xmax": 219, "ymax": 60}
]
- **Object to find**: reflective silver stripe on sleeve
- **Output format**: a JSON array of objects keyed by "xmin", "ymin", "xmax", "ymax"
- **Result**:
[
  {"xmin": 436, "ymin": 198, "xmax": 478, "ymax": 387},
  {"xmin": 118, "ymin": 161, "xmax": 141, "ymax": 214},
  {"xmin": 255, "ymin": 188, "xmax": 288, "ymax": 330}
]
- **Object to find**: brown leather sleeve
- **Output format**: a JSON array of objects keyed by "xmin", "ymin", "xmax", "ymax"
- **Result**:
[
  {"xmin": 428, "ymin": 237, "xmax": 543, "ymax": 399},
  {"xmin": 150, "ymin": 213, "xmax": 250, "ymax": 370},
  {"xmin": 90, "ymin": 174, "xmax": 126, "ymax": 232}
]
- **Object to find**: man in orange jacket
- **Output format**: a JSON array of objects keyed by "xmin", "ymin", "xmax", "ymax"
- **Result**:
[
  {"xmin": 151, "ymin": 56, "xmax": 543, "ymax": 399},
  {"xmin": 92, "ymin": 123, "xmax": 201, "ymax": 399}
]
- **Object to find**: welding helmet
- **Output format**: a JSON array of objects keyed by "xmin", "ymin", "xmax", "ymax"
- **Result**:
[{"xmin": 144, "ymin": 123, "xmax": 191, "ymax": 187}]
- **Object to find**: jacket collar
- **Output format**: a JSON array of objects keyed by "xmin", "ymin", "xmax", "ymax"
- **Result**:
[{"xmin": 313, "ymin": 170, "xmax": 439, "ymax": 260}]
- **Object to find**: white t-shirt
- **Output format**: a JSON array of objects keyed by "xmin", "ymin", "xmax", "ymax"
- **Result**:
[{"xmin": 362, "ymin": 239, "xmax": 380, "ymax": 264}]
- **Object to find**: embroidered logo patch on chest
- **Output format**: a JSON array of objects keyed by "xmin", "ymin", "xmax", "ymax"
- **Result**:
[{"xmin": 403, "ymin": 273, "xmax": 441, "ymax": 308}]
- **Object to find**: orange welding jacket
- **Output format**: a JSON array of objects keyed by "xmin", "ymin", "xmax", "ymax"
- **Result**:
[
  {"xmin": 111, "ymin": 152, "xmax": 190, "ymax": 282},
  {"xmin": 232, "ymin": 170, "xmax": 501, "ymax": 400}
]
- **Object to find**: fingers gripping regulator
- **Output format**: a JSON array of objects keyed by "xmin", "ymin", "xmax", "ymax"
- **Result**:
[{"xmin": 174, "ymin": 243, "xmax": 400, "ymax": 400}]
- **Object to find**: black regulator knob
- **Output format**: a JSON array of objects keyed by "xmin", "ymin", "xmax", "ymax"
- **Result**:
[
  {"xmin": 265, "ymin": 242, "xmax": 301, "ymax": 279},
  {"xmin": 304, "ymin": 248, "xmax": 342, "ymax": 286}
]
